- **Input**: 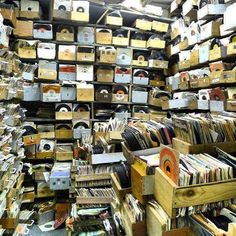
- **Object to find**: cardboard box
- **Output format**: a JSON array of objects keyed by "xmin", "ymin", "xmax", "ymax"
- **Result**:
[
  {"xmin": 38, "ymin": 60, "xmax": 57, "ymax": 81},
  {"xmin": 198, "ymin": 100, "xmax": 209, "ymax": 110},
  {"xmin": 178, "ymin": 60, "xmax": 190, "ymax": 70},
  {"xmin": 183, "ymin": 0, "xmax": 197, "ymax": 19},
  {"xmin": 227, "ymin": 42, "xmax": 236, "ymax": 55},
  {"xmin": 59, "ymin": 64, "xmax": 76, "ymax": 81},
  {"xmin": 130, "ymin": 39, "xmax": 146, "ymax": 48},
  {"xmin": 112, "ymin": 93, "xmax": 129, "ymax": 102},
  {"xmin": 97, "ymin": 68, "xmax": 114, "ymax": 82},
  {"xmin": 71, "ymin": 0, "xmax": 89, "ymax": 22},
  {"xmin": 76, "ymin": 84, "xmax": 94, "ymax": 102},
  {"xmin": 147, "ymin": 39, "xmax": 165, "ymax": 49},
  {"xmin": 162, "ymin": 99, "xmax": 189, "ymax": 110},
  {"xmin": 209, "ymin": 46, "xmax": 227, "ymax": 61},
  {"xmin": 224, "ymin": 2, "xmax": 236, "ymax": 31},
  {"xmin": 132, "ymin": 59, "xmax": 148, "ymax": 67},
  {"xmin": 56, "ymin": 144, "xmax": 73, "ymax": 161},
  {"xmin": 95, "ymin": 92, "xmax": 112, "ymax": 102},
  {"xmin": 132, "ymin": 91, "xmax": 148, "ymax": 103},
  {"xmin": 190, "ymin": 49, "xmax": 199, "ymax": 66},
  {"xmin": 76, "ymin": 46, "xmax": 95, "ymax": 62},
  {"xmin": 198, "ymin": 4, "xmax": 226, "ymax": 20},
  {"xmin": 221, "ymin": 70, "xmax": 236, "ymax": 83},
  {"xmin": 14, "ymin": 20, "xmax": 33, "ymax": 37},
  {"xmin": 53, "ymin": 0, "xmax": 71, "ymax": 20},
  {"xmin": 98, "ymin": 47, "xmax": 116, "ymax": 64},
  {"xmin": 199, "ymin": 43, "xmax": 210, "ymax": 63},
  {"xmin": 41, "ymin": 84, "xmax": 61, "ymax": 102},
  {"xmin": 55, "ymin": 125, "xmax": 73, "ymax": 140},
  {"xmin": 132, "ymin": 112, "xmax": 150, "ymax": 120},
  {"xmin": 23, "ymin": 134, "xmax": 41, "ymax": 146},
  {"xmin": 77, "ymin": 65, "xmax": 93, "ymax": 82},
  {"xmin": 198, "ymin": 77, "xmax": 210, "ymax": 88},
  {"xmin": 61, "ymin": 86, "xmax": 76, "ymax": 101},
  {"xmin": 37, "ymin": 43, "xmax": 56, "ymax": 60},
  {"xmin": 226, "ymin": 99, "xmax": 236, "ymax": 111},
  {"xmin": 200, "ymin": 20, "xmax": 221, "ymax": 41},
  {"xmin": 23, "ymin": 83, "xmax": 40, "ymax": 101},
  {"xmin": 112, "ymin": 36, "xmax": 129, "ymax": 46},
  {"xmin": 152, "ymin": 21, "xmax": 169, "ymax": 33},
  {"xmin": 58, "ymin": 45, "xmax": 76, "ymax": 61},
  {"xmin": 56, "ymin": 25, "xmax": 74, "ymax": 42},
  {"xmin": 20, "ymin": 0, "xmax": 40, "ymax": 19},
  {"xmin": 149, "ymin": 59, "xmax": 168, "ymax": 69},
  {"xmin": 33, "ymin": 23, "xmax": 53, "ymax": 39},
  {"xmin": 105, "ymin": 13, "xmax": 123, "ymax": 26},
  {"xmin": 135, "ymin": 19, "xmax": 152, "ymax": 31},
  {"xmin": 96, "ymin": 29, "xmax": 112, "ymax": 45},
  {"xmin": 16, "ymin": 40, "xmax": 37, "ymax": 59}
]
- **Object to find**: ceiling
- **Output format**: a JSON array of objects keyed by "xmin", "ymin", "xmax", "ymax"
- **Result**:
[{"xmin": 147, "ymin": 0, "xmax": 173, "ymax": 9}]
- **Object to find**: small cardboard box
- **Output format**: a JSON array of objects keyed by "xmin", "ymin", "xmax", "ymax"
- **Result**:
[
  {"xmin": 226, "ymin": 99, "xmax": 236, "ymax": 112},
  {"xmin": 14, "ymin": 20, "xmax": 33, "ymax": 37},
  {"xmin": 190, "ymin": 49, "xmax": 199, "ymax": 66},
  {"xmin": 23, "ymin": 134, "xmax": 41, "ymax": 146},
  {"xmin": 148, "ymin": 59, "xmax": 168, "ymax": 69},
  {"xmin": 132, "ymin": 91, "xmax": 148, "ymax": 104},
  {"xmin": 147, "ymin": 39, "xmax": 165, "ymax": 49},
  {"xmin": 38, "ymin": 61, "xmax": 57, "ymax": 81},
  {"xmin": 55, "ymin": 126, "xmax": 73, "ymax": 140},
  {"xmin": 200, "ymin": 20, "xmax": 221, "ymax": 41},
  {"xmin": 37, "ymin": 43, "xmax": 56, "ymax": 60},
  {"xmin": 61, "ymin": 86, "xmax": 76, "ymax": 101},
  {"xmin": 198, "ymin": 4, "xmax": 226, "ymax": 20},
  {"xmin": 112, "ymin": 36, "xmax": 129, "ymax": 46},
  {"xmin": 105, "ymin": 14, "xmax": 123, "ymax": 26},
  {"xmin": 178, "ymin": 60, "xmax": 190, "ymax": 70},
  {"xmin": 55, "ymin": 112, "xmax": 73, "ymax": 120},
  {"xmin": 95, "ymin": 92, "xmax": 112, "ymax": 102},
  {"xmin": 76, "ymin": 46, "xmax": 95, "ymax": 62},
  {"xmin": 209, "ymin": 46, "xmax": 227, "ymax": 61},
  {"xmin": 96, "ymin": 29, "xmax": 112, "ymax": 45},
  {"xmin": 152, "ymin": 21, "xmax": 169, "ymax": 33},
  {"xmin": 198, "ymin": 77, "xmax": 210, "ymax": 88},
  {"xmin": 98, "ymin": 47, "xmax": 116, "ymax": 64},
  {"xmin": 20, "ymin": 0, "xmax": 40, "ymax": 19},
  {"xmin": 179, "ymin": 39, "xmax": 189, "ymax": 51},
  {"xmin": 210, "ymin": 71, "xmax": 222, "ymax": 85},
  {"xmin": 56, "ymin": 144, "xmax": 73, "ymax": 161},
  {"xmin": 130, "ymin": 39, "xmax": 147, "ymax": 48},
  {"xmin": 199, "ymin": 43, "xmax": 210, "ymax": 63},
  {"xmin": 76, "ymin": 85, "xmax": 94, "ymax": 102},
  {"xmin": 71, "ymin": 1, "xmax": 89, "ymax": 22},
  {"xmin": 227, "ymin": 42, "xmax": 236, "ymax": 55},
  {"xmin": 210, "ymin": 100, "xmax": 225, "ymax": 112},
  {"xmin": 17, "ymin": 40, "xmax": 37, "ymax": 59},
  {"xmin": 198, "ymin": 100, "xmax": 210, "ymax": 110},
  {"xmin": 112, "ymin": 93, "xmax": 129, "ymax": 102},
  {"xmin": 132, "ymin": 60, "xmax": 148, "ymax": 67},
  {"xmin": 73, "ymin": 111, "xmax": 90, "ymax": 120},
  {"xmin": 135, "ymin": 19, "xmax": 152, "ymax": 31},
  {"xmin": 221, "ymin": 70, "xmax": 236, "ymax": 83},
  {"xmin": 58, "ymin": 45, "xmax": 76, "ymax": 61},
  {"xmin": 56, "ymin": 25, "xmax": 74, "ymax": 42},
  {"xmin": 133, "ymin": 113, "xmax": 150, "ymax": 120},
  {"xmin": 97, "ymin": 68, "xmax": 114, "ymax": 82}
]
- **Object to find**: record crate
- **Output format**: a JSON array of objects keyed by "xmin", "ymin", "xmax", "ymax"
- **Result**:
[
  {"xmin": 172, "ymin": 138, "xmax": 236, "ymax": 155},
  {"xmin": 154, "ymin": 167, "xmax": 236, "ymax": 218}
]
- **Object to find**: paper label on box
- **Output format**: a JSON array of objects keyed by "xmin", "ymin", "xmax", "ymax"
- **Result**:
[{"xmin": 210, "ymin": 101, "xmax": 225, "ymax": 112}]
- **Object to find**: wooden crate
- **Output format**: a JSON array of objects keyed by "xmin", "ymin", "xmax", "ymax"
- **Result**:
[
  {"xmin": 111, "ymin": 173, "xmax": 131, "ymax": 203},
  {"xmin": 172, "ymin": 138, "xmax": 236, "ymax": 155},
  {"xmin": 121, "ymin": 202, "xmax": 146, "ymax": 236},
  {"xmin": 76, "ymin": 197, "xmax": 114, "ymax": 205},
  {"xmin": 154, "ymin": 168, "xmax": 236, "ymax": 218}
]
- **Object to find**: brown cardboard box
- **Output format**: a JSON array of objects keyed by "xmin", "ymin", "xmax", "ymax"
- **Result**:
[
  {"xmin": 105, "ymin": 15, "xmax": 123, "ymax": 26},
  {"xmin": 17, "ymin": 40, "xmax": 37, "ymax": 59},
  {"xmin": 56, "ymin": 144, "xmax": 73, "ymax": 161},
  {"xmin": 76, "ymin": 86, "xmax": 94, "ymax": 102},
  {"xmin": 58, "ymin": 45, "xmax": 76, "ymax": 61},
  {"xmin": 152, "ymin": 21, "xmax": 169, "ymax": 33},
  {"xmin": 221, "ymin": 70, "xmax": 236, "ymax": 83},
  {"xmin": 149, "ymin": 59, "xmax": 168, "ymax": 69},
  {"xmin": 76, "ymin": 47, "xmax": 95, "ymax": 62},
  {"xmin": 135, "ymin": 19, "xmax": 152, "ymax": 31},
  {"xmin": 96, "ymin": 29, "xmax": 112, "ymax": 45},
  {"xmin": 178, "ymin": 60, "xmax": 190, "ymax": 70},
  {"xmin": 132, "ymin": 60, "xmax": 148, "ymax": 67},
  {"xmin": 55, "ymin": 112, "xmax": 73, "ymax": 120},
  {"xmin": 95, "ymin": 92, "xmax": 112, "ymax": 102},
  {"xmin": 190, "ymin": 49, "xmax": 199, "ymax": 66},
  {"xmin": 131, "ymin": 39, "xmax": 147, "ymax": 48},
  {"xmin": 97, "ymin": 68, "xmax": 114, "ymax": 82},
  {"xmin": 227, "ymin": 42, "xmax": 236, "ymax": 55},
  {"xmin": 226, "ymin": 99, "xmax": 236, "ymax": 112},
  {"xmin": 14, "ymin": 20, "xmax": 33, "ymax": 37},
  {"xmin": 71, "ymin": 12, "xmax": 89, "ymax": 22},
  {"xmin": 98, "ymin": 47, "xmax": 116, "ymax": 64},
  {"xmin": 112, "ymin": 36, "xmax": 129, "ymax": 46},
  {"xmin": 209, "ymin": 46, "xmax": 227, "ymax": 61},
  {"xmin": 147, "ymin": 39, "xmax": 165, "ymax": 49},
  {"xmin": 23, "ymin": 134, "xmax": 41, "ymax": 146}
]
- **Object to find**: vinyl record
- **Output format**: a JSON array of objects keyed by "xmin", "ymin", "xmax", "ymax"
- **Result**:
[
  {"xmin": 153, "ymin": 91, "xmax": 171, "ymax": 99},
  {"xmin": 133, "ymin": 69, "xmax": 149, "ymax": 78},
  {"xmin": 149, "ymin": 71, "xmax": 164, "ymax": 81},
  {"xmin": 210, "ymin": 38, "xmax": 222, "ymax": 50},
  {"xmin": 74, "ymin": 121, "xmax": 89, "ymax": 129},
  {"xmin": 148, "ymin": 34, "xmax": 163, "ymax": 40},
  {"xmin": 133, "ymin": 52, "xmax": 148, "ymax": 61},
  {"xmin": 180, "ymin": 72, "xmax": 190, "ymax": 82},
  {"xmin": 149, "ymin": 50, "xmax": 165, "ymax": 60},
  {"xmin": 230, "ymin": 34, "xmax": 236, "ymax": 43},
  {"xmin": 114, "ymin": 105, "xmax": 130, "ymax": 113},
  {"xmin": 113, "ymin": 85, "xmax": 128, "ymax": 94},
  {"xmin": 109, "ymin": 11, "xmax": 121, "ymax": 17},
  {"xmin": 113, "ymin": 29, "xmax": 127, "ymax": 38},
  {"xmin": 43, "ymin": 143, "xmax": 52, "ymax": 151},
  {"xmin": 160, "ymin": 147, "xmax": 179, "ymax": 184},
  {"xmin": 209, "ymin": 87, "xmax": 226, "ymax": 101},
  {"xmin": 131, "ymin": 32, "xmax": 146, "ymax": 40},
  {"xmin": 97, "ymin": 86, "xmax": 112, "ymax": 94},
  {"xmin": 73, "ymin": 104, "xmax": 90, "ymax": 112},
  {"xmin": 56, "ymin": 104, "xmax": 72, "ymax": 112},
  {"xmin": 77, "ymin": 6, "xmax": 85, "ymax": 12},
  {"xmin": 58, "ymin": 5, "xmax": 67, "ymax": 11},
  {"xmin": 133, "ymin": 106, "xmax": 149, "ymax": 113},
  {"xmin": 133, "ymin": 87, "xmax": 147, "ymax": 92},
  {"xmin": 98, "ymin": 29, "xmax": 111, "ymax": 33},
  {"xmin": 57, "ymin": 25, "xmax": 73, "ymax": 34},
  {"xmin": 23, "ymin": 125, "xmax": 38, "ymax": 136},
  {"xmin": 56, "ymin": 124, "xmax": 70, "ymax": 130},
  {"xmin": 199, "ymin": 0, "xmax": 210, "ymax": 9}
]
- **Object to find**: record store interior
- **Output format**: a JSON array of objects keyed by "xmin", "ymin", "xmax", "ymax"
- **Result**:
[{"xmin": 2, "ymin": 0, "xmax": 236, "ymax": 235}]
